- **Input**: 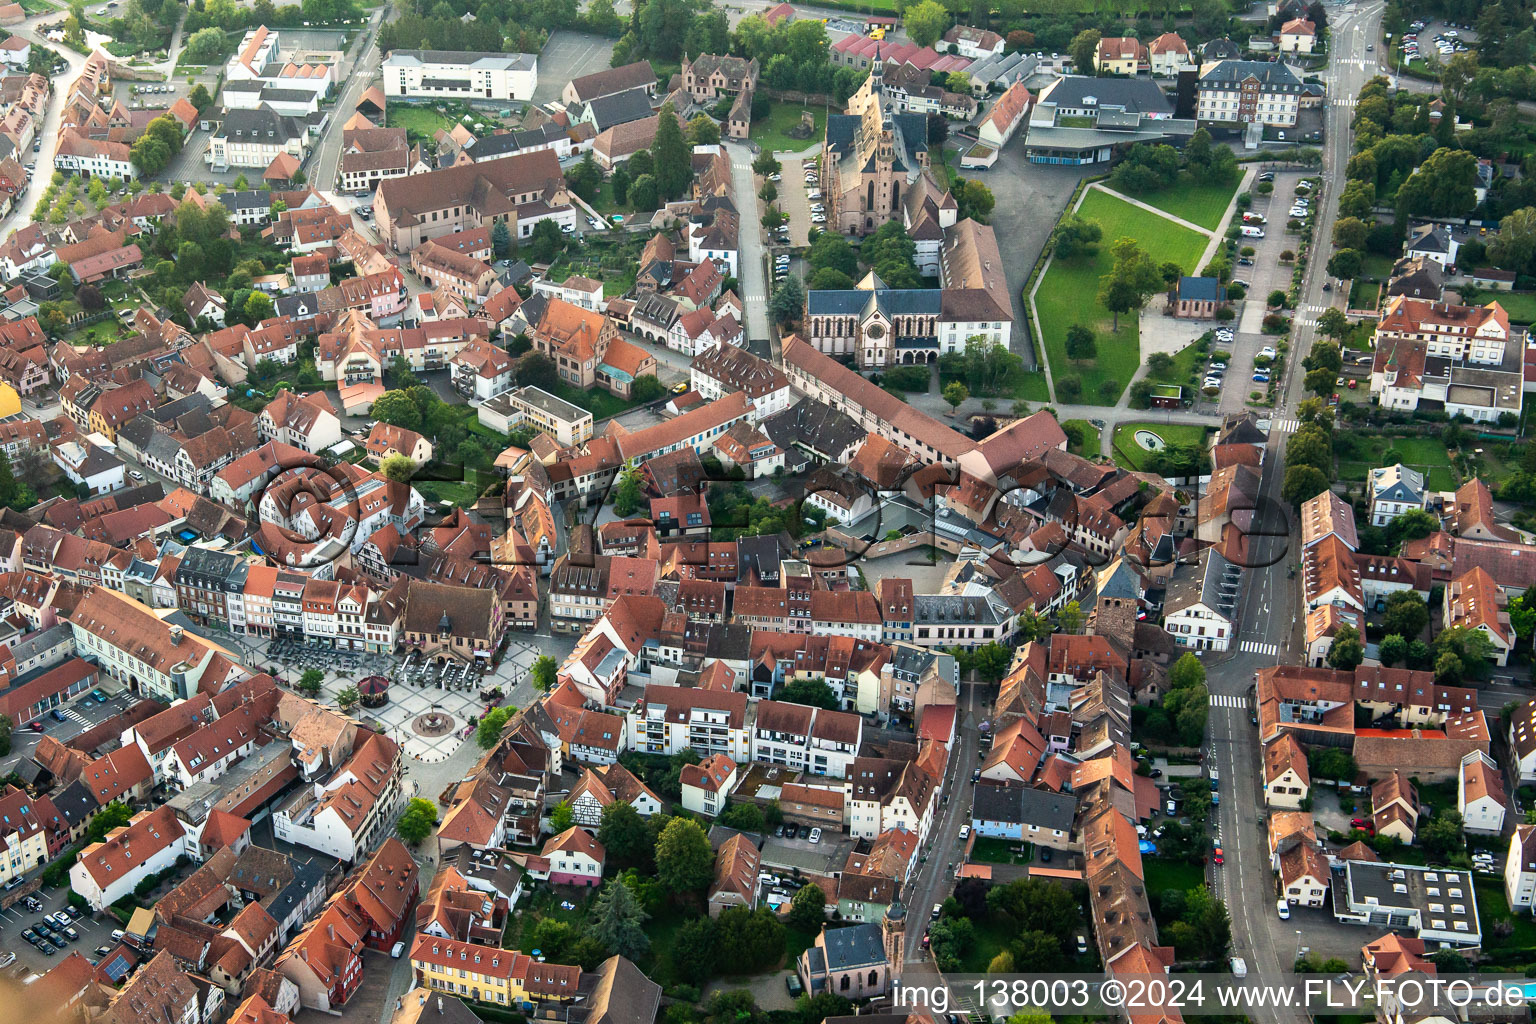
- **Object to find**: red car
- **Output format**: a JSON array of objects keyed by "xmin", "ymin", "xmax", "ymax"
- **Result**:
[
  {"xmin": 26, "ymin": 721, "xmax": 42, "ymax": 732},
  {"xmin": 1351, "ymin": 817, "xmax": 1369, "ymax": 829},
  {"xmin": 1212, "ymin": 847, "xmax": 1224, "ymax": 865},
  {"xmin": 1347, "ymin": 379, "xmax": 1359, "ymax": 389}
]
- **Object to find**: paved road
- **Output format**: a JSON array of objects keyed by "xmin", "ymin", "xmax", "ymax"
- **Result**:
[
  {"xmin": 896, "ymin": 676, "xmax": 983, "ymax": 976},
  {"xmin": 0, "ymin": 28, "xmax": 88, "ymax": 237},
  {"xmin": 311, "ymin": 6, "xmax": 390, "ymax": 191},
  {"xmin": 726, "ymin": 141, "xmax": 772, "ymax": 355},
  {"xmin": 1202, "ymin": 0, "xmax": 1385, "ymax": 1003}
]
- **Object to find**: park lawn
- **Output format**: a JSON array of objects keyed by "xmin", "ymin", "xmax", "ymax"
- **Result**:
[
  {"xmin": 1037, "ymin": 190, "xmax": 1209, "ymax": 405},
  {"xmin": 1111, "ymin": 422, "xmax": 1211, "ymax": 472},
  {"xmin": 1062, "ymin": 419, "xmax": 1101, "ymax": 459},
  {"xmin": 958, "ymin": 913, "xmax": 1020, "ymax": 974},
  {"xmin": 1492, "ymin": 290, "xmax": 1536, "ymax": 325},
  {"xmin": 1150, "ymin": 338, "xmax": 1206, "ymax": 386},
  {"xmin": 1134, "ymin": 172, "xmax": 1240, "ymax": 231},
  {"xmin": 66, "ymin": 319, "xmax": 125, "ymax": 345},
  {"xmin": 750, "ymin": 101, "xmax": 826, "ymax": 156},
  {"xmin": 1015, "ymin": 370, "xmax": 1051, "ymax": 402},
  {"xmin": 18, "ymin": 0, "xmax": 58, "ymax": 12},
  {"xmin": 414, "ymin": 476, "xmax": 484, "ymax": 509}
]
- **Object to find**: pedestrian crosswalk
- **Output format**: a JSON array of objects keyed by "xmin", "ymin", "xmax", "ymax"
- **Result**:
[
  {"xmin": 59, "ymin": 705, "xmax": 89, "ymax": 725},
  {"xmin": 1333, "ymin": 97, "xmax": 1359, "ymax": 108},
  {"xmin": 1240, "ymin": 640, "xmax": 1279, "ymax": 656},
  {"xmin": 1266, "ymin": 417, "xmax": 1300, "ymax": 433},
  {"xmin": 1296, "ymin": 318, "xmax": 1317, "ymax": 328},
  {"xmin": 1304, "ymin": 304, "xmax": 1331, "ymax": 314},
  {"xmin": 1210, "ymin": 694, "xmax": 1248, "ymax": 708}
]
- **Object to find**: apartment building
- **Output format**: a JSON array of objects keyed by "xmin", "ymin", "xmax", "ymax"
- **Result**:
[
  {"xmin": 1196, "ymin": 59, "xmax": 1303, "ymax": 127},
  {"xmin": 752, "ymin": 700, "xmax": 862, "ymax": 779},
  {"xmin": 383, "ymin": 50, "xmax": 537, "ymax": 102}
]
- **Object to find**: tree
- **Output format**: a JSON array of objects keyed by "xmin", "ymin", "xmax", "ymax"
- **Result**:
[
  {"xmin": 396, "ymin": 797, "xmax": 437, "ymax": 844},
  {"xmin": 717, "ymin": 802, "xmax": 764, "ymax": 832},
  {"xmin": 1317, "ymin": 307, "xmax": 1350, "ymax": 340},
  {"xmin": 1491, "ymin": 206, "xmax": 1536, "ymax": 276},
  {"xmin": 1396, "ymin": 147, "xmax": 1479, "ymax": 218},
  {"xmin": 1282, "ymin": 464, "xmax": 1330, "ymax": 508},
  {"xmin": 1069, "ymin": 28, "xmax": 1102, "ymax": 74},
  {"xmin": 516, "ymin": 352, "xmax": 560, "ymax": 392},
  {"xmin": 1377, "ymin": 633, "xmax": 1409, "ymax": 667},
  {"xmin": 1052, "ymin": 214, "xmax": 1102, "ymax": 259},
  {"xmin": 753, "ymin": 152, "xmax": 781, "ymax": 176},
  {"xmin": 776, "ymin": 678, "xmax": 837, "ymax": 710},
  {"xmin": 769, "ymin": 275, "xmax": 804, "ymax": 326},
  {"xmin": 1327, "ymin": 248, "xmax": 1363, "ymax": 280},
  {"xmin": 955, "ymin": 178, "xmax": 994, "ymax": 222},
  {"xmin": 1432, "ymin": 625, "xmax": 1497, "ymax": 684},
  {"xmin": 687, "ymin": 114, "xmax": 720, "ymax": 146},
  {"xmin": 1327, "ymin": 624, "xmax": 1365, "ymax": 671},
  {"xmin": 943, "ymin": 380, "xmax": 968, "ymax": 411},
  {"xmin": 1337, "ymin": 179, "xmax": 1376, "ymax": 220},
  {"xmin": 786, "ymin": 882, "xmax": 826, "ymax": 931},
  {"xmin": 600, "ymin": 802, "xmax": 652, "ymax": 868},
  {"xmin": 592, "ymin": 879, "xmax": 651, "ymax": 959},
  {"xmin": 189, "ymin": 83, "xmax": 213, "ymax": 112},
  {"xmin": 476, "ymin": 706, "xmax": 514, "ymax": 748},
  {"xmin": 379, "ymin": 454, "xmax": 415, "ymax": 483},
  {"xmin": 903, "ymin": 0, "xmax": 948, "ymax": 47},
  {"xmin": 656, "ymin": 817, "xmax": 714, "ymax": 895},
  {"xmin": 297, "ymin": 668, "xmax": 324, "ymax": 696},
  {"xmin": 610, "ymin": 163, "xmax": 632, "ymax": 207},
  {"xmin": 0, "ymin": 713, "xmax": 10, "ymax": 757},
  {"xmin": 1057, "ymin": 600, "xmax": 1084, "ymax": 635},
  {"xmin": 566, "ymin": 150, "xmax": 602, "ymax": 201},
  {"xmin": 1064, "ymin": 323, "xmax": 1096, "ymax": 362},
  {"xmin": 613, "ymin": 466, "xmax": 644, "ymax": 516},
  {"xmin": 529, "ymin": 219, "xmax": 566, "ymax": 263},
  {"xmin": 335, "ymin": 685, "xmax": 360, "ymax": 710},
  {"xmin": 652, "ymin": 104, "xmax": 691, "ymax": 200},
  {"xmin": 1333, "ymin": 216, "xmax": 1369, "ymax": 251},
  {"xmin": 550, "ymin": 800, "xmax": 576, "ymax": 833},
  {"xmin": 1420, "ymin": 810, "xmax": 1465, "ymax": 859},
  {"xmin": 372, "ymin": 390, "xmax": 423, "ymax": 432},
  {"xmin": 184, "ymin": 26, "xmax": 227, "ymax": 62},
  {"xmin": 1098, "ymin": 237, "xmax": 1165, "ymax": 330},
  {"xmin": 1382, "ymin": 591, "xmax": 1429, "ymax": 640},
  {"xmin": 1169, "ymin": 652, "xmax": 1206, "ymax": 691},
  {"xmin": 531, "ymin": 654, "xmax": 558, "ymax": 692}
]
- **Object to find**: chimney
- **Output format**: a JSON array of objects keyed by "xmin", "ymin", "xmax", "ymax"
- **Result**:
[{"xmin": 170, "ymin": 625, "xmax": 183, "ymax": 646}]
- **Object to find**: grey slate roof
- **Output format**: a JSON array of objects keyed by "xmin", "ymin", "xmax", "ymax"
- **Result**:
[
  {"xmin": 971, "ymin": 781, "xmax": 1076, "ymax": 832},
  {"xmin": 806, "ymin": 283, "xmax": 942, "ymax": 317},
  {"xmin": 583, "ymin": 88, "xmax": 655, "ymax": 132},
  {"xmin": 1407, "ymin": 223, "xmax": 1453, "ymax": 255},
  {"xmin": 214, "ymin": 104, "xmax": 304, "ymax": 144},
  {"xmin": 385, "ymin": 49, "xmax": 537, "ymax": 71},
  {"xmin": 761, "ymin": 398, "xmax": 866, "ymax": 462},
  {"xmin": 1200, "ymin": 59, "xmax": 1303, "ymax": 90},
  {"xmin": 1040, "ymin": 74, "xmax": 1174, "ymax": 114},
  {"xmin": 818, "ymin": 923, "xmax": 886, "ymax": 970}
]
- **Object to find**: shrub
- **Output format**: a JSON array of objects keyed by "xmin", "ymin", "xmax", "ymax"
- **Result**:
[
  {"xmin": 1256, "ymin": 181, "xmax": 1274, "ymax": 194},
  {"xmin": 1216, "ymin": 307, "xmax": 1235, "ymax": 320}
]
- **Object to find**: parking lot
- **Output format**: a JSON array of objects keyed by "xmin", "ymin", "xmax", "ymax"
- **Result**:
[
  {"xmin": 768, "ymin": 157, "xmax": 821, "ymax": 249},
  {"xmin": 532, "ymin": 30, "xmax": 618, "ymax": 106},
  {"xmin": 1, "ymin": 884, "xmax": 127, "ymax": 978},
  {"xmin": 1223, "ymin": 169, "xmax": 1315, "ymax": 412},
  {"xmin": 1400, "ymin": 18, "xmax": 1476, "ymax": 66},
  {"xmin": 0, "ymin": 686, "xmax": 136, "ymax": 777}
]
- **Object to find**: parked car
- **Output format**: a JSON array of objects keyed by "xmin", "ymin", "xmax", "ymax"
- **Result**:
[
  {"xmin": 959, "ymin": 825, "xmax": 971, "ymax": 840},
  {"xmin": 809, "ymin": 827, "xmax": 822, "ymax": 844},
  {"xmin": 1276, "ymin": 900, "xmax": 1290, "ymax": 920},
  {"xmin": 931, "ymin": 904, "xmax": 942, "ymax": 920}
]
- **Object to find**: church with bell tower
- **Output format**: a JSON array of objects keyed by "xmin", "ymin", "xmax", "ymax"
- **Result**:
[{"xmin": 822, "ymin": 55, "xmax": 931, "ymax": 236}]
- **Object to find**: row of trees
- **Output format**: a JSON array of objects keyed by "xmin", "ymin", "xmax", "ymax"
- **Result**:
[{"xmin": 1108, "ymin": 129, "xmax": 1238, "ymax": 196}]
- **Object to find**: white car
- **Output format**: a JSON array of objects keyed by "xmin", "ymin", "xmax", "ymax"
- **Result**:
[
  {"xmin": 1276, "ymin": 900, "xmax": 1290, "ymax": 920},
  {"xmin": 1259, "ymin": 346, "xmax": 1277, "ymax": 359},
  {"xmin": 809, "ymin": 827, "xmax": 822, "ymax": 844},
  {"xmin": 959, "ymin": 825, "xmax": 971, "ymax": 840}
]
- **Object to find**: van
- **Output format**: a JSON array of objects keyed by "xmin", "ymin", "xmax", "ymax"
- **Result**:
[
  {"xmin": 390, "ymin": 941, "xmax": 405, "ymax": 958},
  {"xmin": 1241, "ymin": 226, "xmax": 1265, "ymax": 238},
  {"xmin": 1230, "ymin": 957, "xmax": 1248, "ymax": 977}
]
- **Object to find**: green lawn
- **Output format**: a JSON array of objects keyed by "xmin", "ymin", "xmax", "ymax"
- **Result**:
[
  {"xmin": 1492, "ymin": 290, "xmax": 1536, "ymax": 325},
  {"xmin": 1348, "ymin": 279, "xmax": 1380, "ymax": 310},
  {"xmin": 1150, "ymin": 338, "xmax": 1207, "ymax": 386},
  {"xmin": 387, "ymin": 104, "xmax": 467, "ymax": 142},
  {"xmin": 958, "ymin": 912, "xmax": 1020, "ymax": 973},
  {"xmin": 930, "ymin": 144, "xmax": 960, "ymax": 187},
  {"xmin": 1144, "ymin": 857, "xmax": 1206, "ymax": 923},
  {"xmin": 1015, "ymin": 370, "xmax": 1050, "ymax": 403},
  {"xmin": 1360, "ymin": 253, "xmax": 1395, "ymax": 280},
  {"xmin": 749, "ymin": 101, "xmax": 827, "ymax": 156},
  {"xmin": 1062, "ymin": 419, "xmax": 1101, "ymax": 459},
  {"xmin": 969, "ymin": 836, "xmax": 1033, "ymax": 865},
  {"xmin": 1477, "ymin": 878, "xmax": 1536, "ymax": 950},
  {"xmin": 1037, "ymin": 190, "xmax": 1209, "ymax": 405},
  {"xmin": 548, "ymin": 381, "xmax": 643, "ymax": 423},
  {"xmin": 18, "ymin": 0, "xmax": 58, "ymax": 12},
  {"xmin": 1336, "ymin": 434, "xmax": 1458, "ymax": 493},
  {"xmin": 1132, "ymin": 173, "xmax": 1241, "ymax": 231},
  {"xmin": 1111, "ymin": 422, "xmax": 1211, "ymax": 471}
]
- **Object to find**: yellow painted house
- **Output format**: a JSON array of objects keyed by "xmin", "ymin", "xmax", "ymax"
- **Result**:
[{"xmin": 409, "ymin": 936, "xmax": 583, "ymax": 1008}]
